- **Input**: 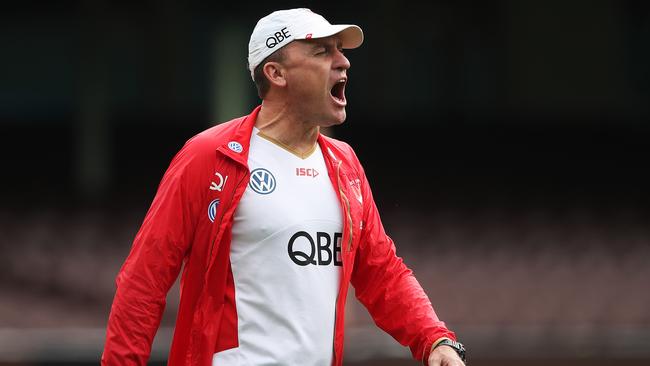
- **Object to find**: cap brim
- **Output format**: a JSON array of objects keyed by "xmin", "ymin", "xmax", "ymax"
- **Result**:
[{"xmin": 301, "ymin": 24, "xmax": 364, "ymax": 49}]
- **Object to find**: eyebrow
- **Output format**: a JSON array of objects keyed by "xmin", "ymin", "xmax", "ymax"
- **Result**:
[{"xmin": 310, "ymin": 41, "xmax": 329, "ymax": 49}]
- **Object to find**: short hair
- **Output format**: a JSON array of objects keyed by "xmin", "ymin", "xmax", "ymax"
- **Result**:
[{"xmin": 252, "ymin": 48, "xmax": 287, "ymax": 99}]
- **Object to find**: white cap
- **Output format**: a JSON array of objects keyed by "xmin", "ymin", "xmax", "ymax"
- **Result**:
[{"xmin": 247, "ymin": 8, "xmax": 364, "ymax": 80}]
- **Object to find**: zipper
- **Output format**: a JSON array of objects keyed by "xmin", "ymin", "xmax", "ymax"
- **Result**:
[{"xmin": 336, "ymin": 160, "xmax": 354, "ymax": 252}]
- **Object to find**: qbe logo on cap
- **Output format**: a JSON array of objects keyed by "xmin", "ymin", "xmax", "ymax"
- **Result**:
[{"xmin": 266, "ymin": 27, "xmax": 292, "ymax": 48}]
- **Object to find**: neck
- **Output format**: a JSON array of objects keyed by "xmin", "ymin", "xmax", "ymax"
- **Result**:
[{"xmin": 255, "ymin": 101, "xmax": 320, "ymax": 155}]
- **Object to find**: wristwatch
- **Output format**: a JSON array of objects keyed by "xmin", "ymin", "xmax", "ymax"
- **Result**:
[{"xmin": 433, "ymin": 338, "xmax": 467, "ymax": 363}]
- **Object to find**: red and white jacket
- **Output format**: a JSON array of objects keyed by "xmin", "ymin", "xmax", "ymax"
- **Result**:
[{"xmin": 102, "ymin": 106, "xmax": 456, "ymax": 365}]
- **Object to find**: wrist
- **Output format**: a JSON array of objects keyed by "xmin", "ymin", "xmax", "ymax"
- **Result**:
[
  {"xmin": 430, "ymin": 337, "xmax": 452, "ymax": 351},
  {"xmin": 430, "ymin": 337, "xmax": 466, "ymax": 364},
  {"xmin": 423, "ymin": 337, "xmax": 451, "ymax": 365}
]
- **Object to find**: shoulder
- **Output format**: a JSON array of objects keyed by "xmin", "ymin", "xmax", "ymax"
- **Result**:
[
  {"xmin": 319, "ymin": 134, "xmax": 364, "ymax": 174},
  {"xmin": 167, "ymin": 116, "xmax": 246, "ymax": 177},
  {"xmin": 319, "ymin": 134, "xmax": 354, "ymax": 157},
  {"xmin": 183, "ymin": 116, "xmax": 245, "ymax": 155}
]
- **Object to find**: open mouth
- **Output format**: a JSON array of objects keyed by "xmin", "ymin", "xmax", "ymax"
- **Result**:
[{"xmin": 330, "ymin": 78, "xmax": 347, "ymax": 105}]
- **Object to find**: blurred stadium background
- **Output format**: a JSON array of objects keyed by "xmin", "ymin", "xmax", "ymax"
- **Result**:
[{"xmin": 1, "ymin": 0, "xmax": 649, "ymax": 365}]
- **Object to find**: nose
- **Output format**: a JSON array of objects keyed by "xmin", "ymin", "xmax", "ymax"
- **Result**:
[{"xmin": 333, "ymin": 49, "xmax": 351, "ymax": 71}]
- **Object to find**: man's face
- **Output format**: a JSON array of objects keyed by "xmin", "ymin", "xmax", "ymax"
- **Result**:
[{"xmin": 280, "ymin": 36, "xmax": 351, "ymax": 127}]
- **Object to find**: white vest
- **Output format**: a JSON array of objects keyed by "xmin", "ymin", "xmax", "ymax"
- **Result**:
[{"xmin": 213, "ymin": 128, "xmax": 342, "ymax": 366}]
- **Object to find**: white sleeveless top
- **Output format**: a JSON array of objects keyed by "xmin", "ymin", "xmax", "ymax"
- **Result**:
[{"xmin": 212, "ymin": 128, "xmax": 342, "ymax": 366}]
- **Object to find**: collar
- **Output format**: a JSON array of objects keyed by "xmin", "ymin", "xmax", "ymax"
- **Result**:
[{"xmin": 216, "ymin": 105, "xmax": 261, "ymax": 167}]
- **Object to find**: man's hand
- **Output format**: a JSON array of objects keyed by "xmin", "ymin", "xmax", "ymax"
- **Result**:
[{"xmin": 427, "ymin": 344, "xmax": 466, "ymax": 366}]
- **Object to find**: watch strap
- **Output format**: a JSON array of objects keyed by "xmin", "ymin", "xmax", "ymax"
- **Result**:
[{"xmin": 432, "ymin": 338, "xmax": 467, "ymax": 363}]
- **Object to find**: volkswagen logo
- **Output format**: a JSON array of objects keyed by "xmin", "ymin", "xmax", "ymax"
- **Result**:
[
  {"xmin": 228, "ymin": 141, "xmax": 243, "ymax": 153},
  {"xmin": 207, "ymin": 198, "xmax": 220, "ymax": 223},
  {"xmin": 249, "ymin": 168, "xmax": 276, "ymax": 195}
]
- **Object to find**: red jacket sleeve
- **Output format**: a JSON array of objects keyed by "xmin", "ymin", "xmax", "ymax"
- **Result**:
[
  {"xmin": 102, "ymin": 141, "xmax": 205, "ymax": 365},
  {"xmin": 350, "ymin": 164, "xmax": 456, "ymax": 364}
]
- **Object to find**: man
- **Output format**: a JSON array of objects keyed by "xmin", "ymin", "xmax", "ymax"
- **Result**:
[{"xmin": 102, "ymin": 8, "xmax": 466, "ymax": 366}]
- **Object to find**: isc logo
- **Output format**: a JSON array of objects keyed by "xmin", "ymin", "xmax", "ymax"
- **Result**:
[
  {"xmin": 296, "ymin": 167, "xmax": 319, "ymax": 178},
  {"xmin": 288, "ymin": 231, "xmax": 342, "ymax": 266},
  {"xmin": 266, "ymin": 27, "xmax": 292, "ymax": 48}
]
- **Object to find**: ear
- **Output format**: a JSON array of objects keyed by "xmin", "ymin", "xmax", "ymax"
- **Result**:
[{"xmin": 263, "ymin": 62, "xmax": 287, "ymax": 88}]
